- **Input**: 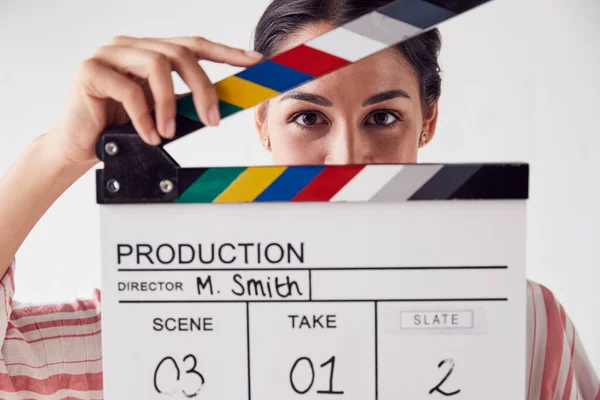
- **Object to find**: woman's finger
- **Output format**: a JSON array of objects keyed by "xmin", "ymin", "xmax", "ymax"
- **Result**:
[
  {"xmin": 78, "ymin": 59, "xmax": 160, "ymax": 145},
  {"xmin": 93, "ymin": 45, "xmax": 176, "ymax": 138},
  {"xmin": 108, "ymin": 36, "xmax": 220, "ymax": 127},
  {"xmin": 157, "ymin": 36, "xmax": 264, "ymax": 67}
]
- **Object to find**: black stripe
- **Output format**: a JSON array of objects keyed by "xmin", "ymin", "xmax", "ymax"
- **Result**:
[
  {"xmin": 424, "ymin": 0, "xmax": 493, "ymax": 13},
  {"xmin": 448, "ymin": 164, "xmax": 529, "ymax": 200},
  {"xmin": 101, "ymin": 113, "xmax": 203, "ymax": 145},
  {"xmin": 409, "ymin": 165, "xmax": 481, "ymax": 200},
  {"xmin": 159, "ymin": 114, "xmax": 205, "ymax": 146},
  {"xmin": 410, "ymin": 164, "xmax": 528, "ymax": 200},
  {"xmin": 178, "ymin": 168, "xmax": 209, "ymax": 195}
]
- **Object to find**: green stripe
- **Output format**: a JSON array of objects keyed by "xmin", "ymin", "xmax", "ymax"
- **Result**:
[
  {"xmin": 176, "ymin": 167, "xmax": 246, "ymax": 203},
  {"xmin": 219, "ymin": 101, "xmax": 243, "ymax": 118},
  {"xmin": 177, "ymin": 97, "xmax": 243, "ymax": 123},
  {"xmin": 176, "ymin": 96, "xmax": 200, "ymax": 122}
]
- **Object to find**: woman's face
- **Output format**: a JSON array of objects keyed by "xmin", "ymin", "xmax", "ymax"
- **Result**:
[{"xmin": 255, "ymin": 22, "xmax": 439, "ymax": 165}]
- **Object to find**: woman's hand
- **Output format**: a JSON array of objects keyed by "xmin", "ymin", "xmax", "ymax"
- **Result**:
[
  {"xmin": 47, "ymin": 35, "xmax": 263, "ymax": 166},
  {"xmin": 0, "ymin": 35, "xmax": 263, "ymax": 276}
]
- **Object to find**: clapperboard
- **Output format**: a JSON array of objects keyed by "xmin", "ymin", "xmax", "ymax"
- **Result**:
[{"xmin": 96, "ymin": 0, "xmax": 529, "ymax": 398}]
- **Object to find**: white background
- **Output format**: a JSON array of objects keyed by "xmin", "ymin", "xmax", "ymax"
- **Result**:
[{"xmin": 0, "ymin": 0, "xmax": 598, "ymax": 370}]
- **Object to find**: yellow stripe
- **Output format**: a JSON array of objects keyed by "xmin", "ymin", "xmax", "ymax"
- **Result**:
[
  {"xmin": 214, "ymin": 166, "xmax": 287, "ymax": 203},
  {"xmin": 215, "ymin": 76, "xmax": 280, "ymax": 109}
]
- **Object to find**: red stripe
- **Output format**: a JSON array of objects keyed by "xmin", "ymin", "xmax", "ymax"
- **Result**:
[
  {"xmin": 4, "ymin": 330, "xmax": 101, "ymax": 345},
  {"xmin": 11, "ymin": 298, "xmax": 100, "ymax": 320},
  {"xmin": 62, "ymin": 397, "xmax": 102, "ymax": 400},
  {"xmin": 292, "ymin": 166, "xmax": 364, "ymax": 202},
  {"xmin": 527, "ymin": 282, "xmax": 537, "ymax": 400},
  {"xmin": 0, "ymin": 372, "xmax": 102, "ymax": 394},
  {"xmin": 540, "ymin": 285, "xmax": 564, "ymax": 399},
  {"xmin": 271, "ymin": 45, "xmax": 350, "ymax": 77},
  {"xmin": 561, "ymin": 324, "xmax": 576, "ymax": 400},
  {"xmin": 5, "ymin": 357, "xmax": 103, "ymax": 369},
  {"xmin": 6, "ymin": 264, "xmax": 15, "ymax": 292},
  {"xmin": 7, "ymin": 266, "xmax": 15, "ymax": 310},
  {"xmin": 7, "ymin": 314, "xmax": 101, "ymax": 335}
]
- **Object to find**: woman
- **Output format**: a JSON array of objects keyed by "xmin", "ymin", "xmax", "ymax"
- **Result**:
[{"xmin": 0, "ymin": 0, "xmax": 598, "ymax": 398}]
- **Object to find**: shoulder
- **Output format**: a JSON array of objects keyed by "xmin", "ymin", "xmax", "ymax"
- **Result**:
[
  {"xmin": 525, "ymin": 280, "xmax": 600, "ymax": 400},
  {"xmin": 11, "ymin": 287, "xmax": 102, "ymax": 318},
  {"xmin": 1, "ymin": 287, "xmax": 103, "ymax": 398},
  {"xmin": 526, "ymin": 280, "xmax": 565, "ymax": 330},
  {"xmin": 7, "ymin": 287, "xmax": 102, "ymax": 348}
]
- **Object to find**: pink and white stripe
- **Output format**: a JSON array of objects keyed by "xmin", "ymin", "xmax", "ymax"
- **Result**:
[{"xmin": 0, "ymin": 260, "xmax": 598, "ymax": 399}]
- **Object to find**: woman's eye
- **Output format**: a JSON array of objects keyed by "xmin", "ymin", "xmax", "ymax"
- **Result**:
[
  {"xmin": 293, "ymin": 112, "xmax": 326, "ymax": 126},
  {"xmin": 366, "ymin": 111, "xmax": 398, "ymax": 126}
]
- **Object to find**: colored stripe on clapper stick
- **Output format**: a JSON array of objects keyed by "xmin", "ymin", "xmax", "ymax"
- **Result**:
[
  {"xmin": 176, "ymin": 164, "xmax": 529, "ymax": 203},
  {"xmin": 169, "ymin": 0, "xmax": 493, "ymax": 137}
]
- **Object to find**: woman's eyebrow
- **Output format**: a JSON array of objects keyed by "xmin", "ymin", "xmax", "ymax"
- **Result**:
[
  {"xmin": 362, "ymin": 90, "xmax": 412, "ymax": 106},
  {"xmin": 279, "ymin": 91, "xmax": 333, "ymax": 106}
]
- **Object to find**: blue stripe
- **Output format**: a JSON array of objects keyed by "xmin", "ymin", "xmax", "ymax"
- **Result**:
[
  {"xmin": 255, "ymin": 166, "xmax": 325, "ymax": 202},
  {"xmin": 236, "ymin": 60, "xmax": 313, "ymax": 93},
  {"xmin": 378, "ymin": 0, "xmax": 455, "ymax": 29}
]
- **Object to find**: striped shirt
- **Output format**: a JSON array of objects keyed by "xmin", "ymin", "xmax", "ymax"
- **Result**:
[{"xmin": 0, "ymin": 260, "xmax": 598, "ymax": 399}]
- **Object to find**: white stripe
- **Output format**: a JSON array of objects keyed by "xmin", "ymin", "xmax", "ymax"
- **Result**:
[
  {"xmin": 572, "ymin": 332, "xmax": 600, "ymax": 399},
  {"xmin": 568, "ymin": 383, "xmax": 577, "ymax": 400},
  {"xmin": 305, "ymin": 27, "xmax": 388, "ymax": 62},
  {"xmin": 528, "ymin": 282, "xmax": 548, "ymax": 400},
  {"xmin": 330, "ymin": 165, "xmax": 404, "ymax": 202},
  {"xmin": 0, "ymin": 266, "xmax": 15, "ymax": 346},
  {"xmin": 0, "ymin": 389, "xmax": 103, "ymax": 400},
  {"xmin": 563, "ymin": 316, "xmax": 577, "ymax": 400},
  {"xmin": 526, "ymin": 282, "xmax": 535, "ymax": 394},
  {"xmin": 8, "ymin": 307, "xmax": 100, "ymax": 328},
  {"xmin": 5, "ymin": 358, "xmax": 103, "ymax": 380},
  {"xmin": 344, "ymin": 11, "xmax": 423, "ymax": 45},
  {"xmin": 553, "ymin": 315, "xmax": 572, "ymax": 400},
  {"xmin": 6, "ymin": 320, "xmax": 101, "ymax": 342}
]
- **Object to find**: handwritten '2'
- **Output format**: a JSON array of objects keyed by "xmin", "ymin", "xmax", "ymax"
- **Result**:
[{"xmin": 429, "ymin": 359, "xmax": 461, "ymax": 397}]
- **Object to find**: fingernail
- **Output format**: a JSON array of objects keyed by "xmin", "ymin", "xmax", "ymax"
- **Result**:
[
  {"xmin": 165, "ymin": 118, "xmax": 176, "ymax": 139},
  {"xmin": 208, "ymin": 104, "xmax": 220, "ymax": 126},
  {"xmin": 150, "ymin": 130, "xmax": 161, "ymax": 145},
  {"xmin": 245, "ymin": 50, "xmax": 263, "ymax": 59}
]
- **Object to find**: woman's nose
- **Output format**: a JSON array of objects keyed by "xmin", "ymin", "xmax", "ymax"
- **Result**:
[{"xmin": 324, "ymin": 126, "xmax": 370, "ymax": 165}]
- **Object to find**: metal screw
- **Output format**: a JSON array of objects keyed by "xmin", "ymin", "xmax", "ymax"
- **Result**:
[
  {"xmin": 106, "ymin": 179, "xmax": 120, "ymax": 193},
  {"xmin": 105, "ymin": 142, "xmax": 119, "ymax": 156},
  {"xmin": 160, "ymin": 179, "xmax": 174, "ymax": 194}
]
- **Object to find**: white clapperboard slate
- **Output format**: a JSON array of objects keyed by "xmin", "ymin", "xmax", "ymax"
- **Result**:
[
  {"xmin": 96, "ymin": 133, "xmax": 529, "ymax": 399},
  {"xmin": 95, "ymin": 1, "xmax": 526, "ymax": 395}
]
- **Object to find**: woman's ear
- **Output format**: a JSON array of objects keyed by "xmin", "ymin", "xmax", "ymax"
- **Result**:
[
  {"xmin": 419, "ymin": 100, "xmax": 439, "ymax": 148},
  {"xmin": 254, "ymin": 101, "xmax": 270, "ymax": 151}
]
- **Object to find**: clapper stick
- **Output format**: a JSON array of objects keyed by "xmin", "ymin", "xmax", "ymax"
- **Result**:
[{"xmin": 95, "ymin": 0, "xmax": 498, "ymax": 204}]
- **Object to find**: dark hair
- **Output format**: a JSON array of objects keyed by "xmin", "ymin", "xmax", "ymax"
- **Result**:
[{"xmin": 253, "ymin": 0, "xmax": 442, "ymax": 115}]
